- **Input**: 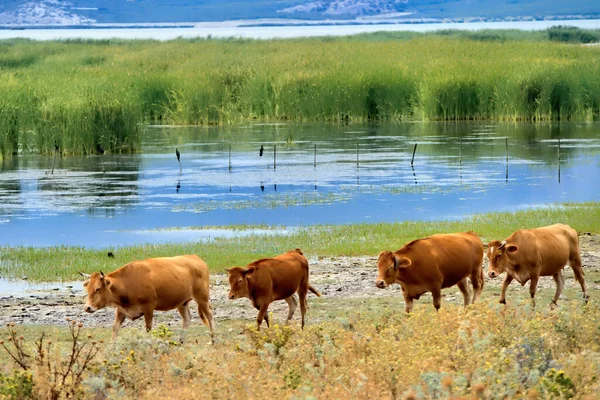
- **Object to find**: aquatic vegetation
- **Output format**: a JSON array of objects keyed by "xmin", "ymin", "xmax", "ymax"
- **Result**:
[
  {"xmin": 0, "ymin": 29, "xmax": 600, "ymax": 156},
  {"xmin": 173, "ymin": 191, "xmax": 352, "ymax": 213}
]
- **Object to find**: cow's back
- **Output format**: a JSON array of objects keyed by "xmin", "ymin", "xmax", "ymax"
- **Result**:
[
  {"xmin": 404, "ymin": 232, "xmax": 483, "ymax": 288},
  {"xmin": 514, "ymin": 224, "xmax": 578, "ymax": 274},
  {"xmin": 113, "ymin": 255, "xmax": 207, "ymax": 310},
  {"xmin": 252, "ymin": 249, "xmax": 308, "ymax": 301}
]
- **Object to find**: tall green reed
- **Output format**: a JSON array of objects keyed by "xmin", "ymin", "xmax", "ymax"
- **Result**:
[{"xmin": 0, "ymin": 30, "xmax": 599, "ymax": 156}]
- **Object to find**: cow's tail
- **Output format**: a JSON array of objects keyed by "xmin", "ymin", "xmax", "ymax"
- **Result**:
[
  {"xmin": 478, "ymin": 259, "xmax": 485, "ymax": 289},
  {"xmin": 198, "ymin": 302, "xmax": 212, "ymax": 326},
  {"xmin": 309, "ymin": 285, "xmax": 321, "ymax": 297}
]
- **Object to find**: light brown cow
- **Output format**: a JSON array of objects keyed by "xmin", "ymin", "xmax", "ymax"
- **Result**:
[
  {"xmin": 226, "ymin": 248, "xmax": 321, "ymax": 329},
  {"xmin": 375, "ymin": 231, "xmax": 484, "ymax": 312},
  {"xmin": 487, "ymin": 223, "xmax": 588, "ymax": 307},
  {"xmin": 81, "ymin": 255, "xmax": 214, "ymax": 340}
]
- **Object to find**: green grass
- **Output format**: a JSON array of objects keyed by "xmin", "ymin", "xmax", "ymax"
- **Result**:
[
  {"xmin": 1, "ymin": 202, "xmax": 598, "ymax": 282},
  {"xmin": 1, "ymin": 27, "xmax": 600, "ymax": 156}
]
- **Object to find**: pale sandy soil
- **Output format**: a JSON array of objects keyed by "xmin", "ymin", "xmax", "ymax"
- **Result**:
[{"xmin": 1, "ymin": 235, "xmax": 599, "ymax": 329}]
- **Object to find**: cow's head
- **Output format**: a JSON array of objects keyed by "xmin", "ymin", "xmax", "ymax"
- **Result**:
[
  {"xmin": 81, "ymin": 271, "xmax": 113, "ymax": 313},
  {"xmin": 375, "ymin": 251, "xmax": 411, "ymax": 288},
  {"xmin": 226, "ymin": 266, "xmax": 255, "ymax": 300},
  {"xmin": 486, "ymin": 240, "xmax": 518, "ymax": 278}
]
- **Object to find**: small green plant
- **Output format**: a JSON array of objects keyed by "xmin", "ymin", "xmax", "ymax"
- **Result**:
[
  {"xmin": 0, "ymin": 370, "xmax": 34, "ymax": 399},
  {"xmin": 150, "ymin": 324, "xmax": 180, "ymax": 346},
  {"xmin": 540, "ymin": 368, "xmax": 576, "ymax": 398}
]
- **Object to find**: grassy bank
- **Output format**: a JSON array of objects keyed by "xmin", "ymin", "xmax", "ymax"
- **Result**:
[
  {"xmin": 1, "ymin": 27, "xmax": 600, "ymax": 156},
  {"xmin": 1, "ymin": 202, "xmax": 598, "ymax": 281}
]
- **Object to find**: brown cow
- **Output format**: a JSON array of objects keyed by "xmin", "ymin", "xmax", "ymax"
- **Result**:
[
  {"xmin": 226, "ymin": 248, "xmax": 321, "ymax": 329},
  {"xmin": 375, "ymin": 232, "xmax": 484, "ymax": 312},
  {"xmin": 486, "ymin": 223, "xmax": 588, "ymax": 307},
  {"xmin": 81, "ymin": 255, "xmax": 214, "ymax": 340}
]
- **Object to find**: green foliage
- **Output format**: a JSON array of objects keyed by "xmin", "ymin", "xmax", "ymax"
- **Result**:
[
  {"xmin": 0, "ymin": 370, "xmax": 34, "ymax": 399},
  {"xmin": 548, "ymin": 25, "xmax": 600, "ymax": 44},
  {"xmin": 150, "ymin": 325, "xmax": 180, "ymax": 347},
  {"xmin": 540, "ymin": 368, "xmax": 576, "ymax": 398}
]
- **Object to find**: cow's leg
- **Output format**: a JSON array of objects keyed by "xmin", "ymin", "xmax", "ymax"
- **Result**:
[
  {"xmin": 499, "ymin": 275, "xmax": 513, "ymax": 304},
  {"xmin": 550, "ymin": 272, "xmax": 565, "ymax": 308},
  {"xmin": 457, "ymin": 278, "xmax": 471, "ymax": 307},
  {"xmin": 431, "ymin": 287, "xmax": 442, "ymax": 311},
  {"xmin": 112, "ymin": 309, "xmax": 126, "ymax": 340},
  {"xmin": 197, "ymin": 300, "xmax": 215, "ymax": 338},
  {"xmin": 143, "ymin": 311, "xmax": 154, "ymax": 332},
  {"xmin": 284, "ymin": 295, "xmax": 298, "ymax": 323},
  {"xmin": 471, "ymin": 260, "xmax": 484, "ymax": 304},
  {"xmin": 529, "ymin": 275, "xmax": 539, "ymax": 308},
  {"xmin": 570, "ymin": 255, "xmax": 589, "ymax": 303},
  {"xmin": 256, "ymin": 303, "xmax": 270, "ymax": 329},
  {"xmin": 298, "ymin": 290, "xmax": 307, "ymax": 329},
  {"xmin": 177, "ymin": 302, "xmax": 191, "ymax": 329},
  {"xmin": 402, "ymin": 290, "xmax": 414, "ymax": 313}
]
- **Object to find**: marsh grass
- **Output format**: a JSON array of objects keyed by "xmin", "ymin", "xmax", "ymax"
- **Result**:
[
  {"xmin": 1, "ymin": 28, "xmax": 600, "ymax": 156},
  {"xmin": 1, "ymin": 202, "xmax": 598, "ymax": 282}
]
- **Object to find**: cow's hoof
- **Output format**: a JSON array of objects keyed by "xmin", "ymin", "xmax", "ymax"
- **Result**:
[{"xmin": 499, "ymin": 299, "xmax": 506, "ymax": 305}]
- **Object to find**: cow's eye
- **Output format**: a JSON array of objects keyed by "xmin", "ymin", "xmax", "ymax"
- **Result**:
[
  {"xmin": 495, "ymin": 253, "xmax": 501, "ymax": 259},
  {"xmin": 95, "ymin": 288, "xmax": 100, "ymax": 293},
  {"xmin": 238, "ymin": 278, "xmax": 243, "ymax": 284}
]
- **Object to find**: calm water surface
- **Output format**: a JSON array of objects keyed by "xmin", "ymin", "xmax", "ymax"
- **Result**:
[
  {"xmin": 1, "ymin": 122, "xmax": 599, "ymax": 247},
  {"xmin": 1, "ymin": 19, "xmax": 599, "ymax": 40}
]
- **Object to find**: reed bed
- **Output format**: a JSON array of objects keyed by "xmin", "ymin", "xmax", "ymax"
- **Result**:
[{"xmin": 0, "ymin": 28, "xmax": 599, "ymax": 156}]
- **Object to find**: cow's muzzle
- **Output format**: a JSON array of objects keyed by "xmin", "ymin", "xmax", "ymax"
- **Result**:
[
  {"xmin": 84, "ymin": 305, "xmax": 96, "ymax": 313},
  {"xmin": 228, "ymin": 294, "xmax": 236, "ymax": 300},
  {"xmin": 488, "ymin": 271, "xmax": 498, "ymax": 278},
  {"xmin": 375, "ymin": 280, "xmax": 387, "ymax": 289}
]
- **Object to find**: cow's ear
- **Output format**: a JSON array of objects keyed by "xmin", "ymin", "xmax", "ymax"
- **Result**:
[
  {"xmin": 507, "ymin": 245, "xmax": 518, "ymax": 253},
  {"xmin": 377, "ymin": 251, "xmax": 389, "ymax": 262},
  {"xmin": 225, "ymin": 268, "xmax": 231, "ymax": 273},
  {"xmin": 487, "ymin": 240, "xmax": 502, "ymax": 249},
  {"xmin": 104, "ymin": 278, "xmax": 113, "ymax": 289},
  {"xmin": 393, "ymin": 256, "xmax": 411, "ymax": 270},
  {"xmin": 243, "ymin": 266, "xmax": 256, "ymax": 277},
  {"xmin": 83, "ymin": 280, "xmax": 89, "ymax": 287},
  {"xmin": 79, "ymin": 272, "xmax": 91, "ymax": 279}
]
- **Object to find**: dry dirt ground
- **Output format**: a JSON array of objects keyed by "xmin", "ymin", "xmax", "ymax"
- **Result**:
[{"xmin": 1, "ymin": 235, "xmax": 599, "ymax": 331}]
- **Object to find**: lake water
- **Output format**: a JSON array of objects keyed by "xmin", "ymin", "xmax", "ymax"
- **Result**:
[
  {"xmin": 1, "ymin": 123, "xmax": 599, "ymax": 248},
  {"xmin": 0, "ymin": 19, "xmax": 599, "ymax": 41}
]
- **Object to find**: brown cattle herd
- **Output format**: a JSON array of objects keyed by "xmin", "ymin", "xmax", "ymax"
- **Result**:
[{"xmin": 81, "ymin": 223, "xmax": 588, "ymax": 339}]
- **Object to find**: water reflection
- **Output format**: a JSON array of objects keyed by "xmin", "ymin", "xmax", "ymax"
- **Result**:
[
  {"xmin": 0, "ymin": 122, "xmax": 599, "ymax": 247},
  {"xmin": 0, "ymin": 154, "xmax": 141, "ymax": 221}
]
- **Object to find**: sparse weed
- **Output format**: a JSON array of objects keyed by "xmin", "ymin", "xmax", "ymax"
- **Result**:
[{"xmin": 1, "ymin": 300, "xmax": 600, "ymax": 398}]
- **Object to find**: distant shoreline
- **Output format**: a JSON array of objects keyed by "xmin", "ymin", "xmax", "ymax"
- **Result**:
[
  {"xmin": 0, "ymin": 15, "xmax": 599, "ymax": 31},
  {"xmin": 1, "ymin": 18, "xmax": 600, "ymax": 41}
]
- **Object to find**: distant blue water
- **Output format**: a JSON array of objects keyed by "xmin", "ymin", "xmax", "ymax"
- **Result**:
[
  {"xmin": 0, "ymin": 19, "xmax": 599, "ymax": 41},
  {"xmin": 0, "ymin": 122, "xmax": 599, "ymax": 247}
]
